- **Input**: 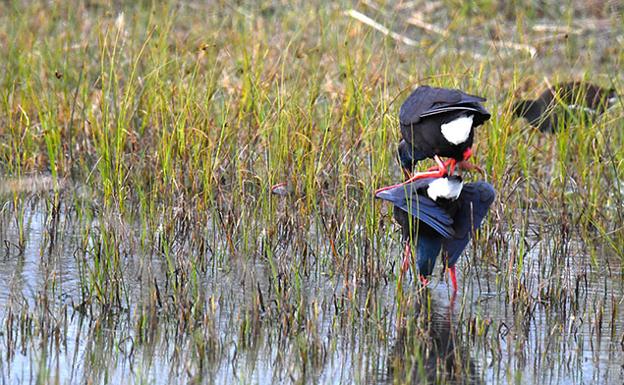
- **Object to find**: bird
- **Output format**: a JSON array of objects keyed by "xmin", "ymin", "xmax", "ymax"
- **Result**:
[
  {"xmin": 397, "ymin": 85, "xmax": 491, "ymax": 182},
  {"xmin": 512, "ymin": 81, "xmax": 618, "ymax": 133},
  {"xmin": 375, "ymin": 176, "xmax": 495, "ymax": 291}
]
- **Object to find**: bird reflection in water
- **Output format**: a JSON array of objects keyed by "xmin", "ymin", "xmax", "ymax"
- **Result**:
[{"xmin": 387, "ymin": 292, "xmax": 480, "ymax": 384}]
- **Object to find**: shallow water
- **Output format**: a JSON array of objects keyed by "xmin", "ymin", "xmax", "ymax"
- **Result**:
[{"xmin": 0, "ymin": 188, "xmax": 622, "ymax": 385}]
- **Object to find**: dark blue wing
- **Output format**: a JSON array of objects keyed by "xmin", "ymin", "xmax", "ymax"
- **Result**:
[
  {"xmin": 421, "ymin": 102, "xmax": 491, "ymax": 121},
  {"xmin": 419, "ymin": 105, "xmax": 483, "ymax": 117},
  {"xmin": 441, "ymin": 182, "xmax": 495, "ymax": 267},
  {"xmin": 400, "ymin": 86, "xmax": 489, "ymax": 125},
  {"xmin": 376, "ymin": 179, "xmax": 455, "ymax": 238},
  {"xmin": 400, "ymin": 86, "xmax": 462, "ymax": 125}
]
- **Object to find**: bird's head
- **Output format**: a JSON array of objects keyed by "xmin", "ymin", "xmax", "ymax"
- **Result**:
[{"xmin": 397, "ymin": 140, "xmax": 416, "ymax": 173}]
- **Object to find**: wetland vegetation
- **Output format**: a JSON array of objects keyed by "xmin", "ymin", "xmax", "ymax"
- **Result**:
[{"xmin": 0, "ymin": 1, "xmax": 623, "ymax": 384}]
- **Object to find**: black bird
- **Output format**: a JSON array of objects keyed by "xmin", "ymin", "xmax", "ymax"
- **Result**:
[
  {"xmin": 398, "ymin": 85, "xmax": 491, "ymax": 181},
  {"xmin": 375, "ymin": 176, "xmax": 495, "ymax": 291},
  {"xmin": 512, "ymin": 82, "xmax": 617, "ymax": 133}
]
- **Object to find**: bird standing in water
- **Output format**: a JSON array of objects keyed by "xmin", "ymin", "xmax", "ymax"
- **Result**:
[
  {"xmin": 512, "ymin": 81, "xmax": 617, "ymax": 133},
  {"xmin": 375, "ymin": 176, "xmax": 495, "ymax": 291}
]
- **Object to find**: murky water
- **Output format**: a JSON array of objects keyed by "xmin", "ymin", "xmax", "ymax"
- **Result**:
[{"xmin": 0, "ymin": 185, "xmax": 622, "ymax": 385}]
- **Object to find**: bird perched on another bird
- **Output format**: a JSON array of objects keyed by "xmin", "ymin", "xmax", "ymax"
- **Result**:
[
  {"xmin": 398, "ymin": 85, "xmax": 491, "ymax": 181},
  {"xmin": 512, "ymin": 81, "xmax": 618, "ymax": 133},
  {"xmin": 375, "ymin": 176, "xmax": 495, "ymax": 291}
]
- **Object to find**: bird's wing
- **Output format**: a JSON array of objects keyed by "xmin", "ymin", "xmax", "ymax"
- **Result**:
[
  {"xmin": 419, "ymin": 105, "xmax": 483, "ymax": 117},
  {"xmin": 397, "ymin": 196, "xmax": 455, "ymax": 238},
  {"xmin": 441, "ymin": 182, "xmax": 495, "ymax": 267},
  {"xmin": 455, "ymin": 91, "xmax": 487, "ymax": 104},
  {"xmin": 423, "ymin": 102, "xmax": 490, "ymax": 116},
  {"xmin": 425, "ymin": 90, "xmax": 487, "ymax": 113},
  {"xmin": 401, "ymin": 87, "xmax": 489, "ymax": 124},
  {"xmin": 423, "ymin": 100, "xmax": 491, "ymax": 120},
  {"xmin": 400, "ymin": 86, "xmax": 463, "ymax": 125},
  {"xmin": 376, "ymin": 180, "xmax": 456, "ymax": 238}
]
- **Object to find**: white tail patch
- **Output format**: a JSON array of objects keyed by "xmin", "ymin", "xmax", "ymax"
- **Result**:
[
  {"xmin": 427, "ymin": 178, "xmax": 463, "ymax": 201},
  {"xmin": 440, "ymin": 115, "xmax": 473, "ymax": 145}
]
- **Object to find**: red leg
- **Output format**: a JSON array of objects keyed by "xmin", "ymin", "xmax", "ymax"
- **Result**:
[
  {"xmin": 375, "ymin": 170, "xmax": 446, "ymax": 195},
  {"xmin": 402, "ymin": 244, "xmax": 430, "ymax": 288},
  {"xmin": 447, "ymin": 159, "xmax": 457, "ymax": 176},
  {"xmin": 425, "ymin": 155, "xmax": 462, "ymax": 175},
  {"xmin": 432, "ymin": 154, "xmax": 446, "ymax": 172},
  {"xmin": 401, "ymin": 243, "xmax": 411, "ymax": 275},
  {"xmin": 457, "ymin": 146, "xmax": 484, "ymax": 175},
  {"xmin": 375, "ymin": 156, "xmax": 448, "ymax": 196},
  {"xmin": 448, "ymin": 265, "xmax": 458, "ymax": 292},
  {"xmin": 426, "ymin": 157, "xmax": 454, "ymax": 173},
  {"xmin": 428, "ymin": 158, "xmax": 484, "ymax": 176},
  {"xmin": 429, "ymin": 147, "xmax": 483, "ymax": 176}
]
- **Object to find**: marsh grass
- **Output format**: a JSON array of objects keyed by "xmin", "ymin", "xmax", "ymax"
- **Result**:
[{"xmin": 0, "ymin": 0, "xmax": 623, "ymax": 384}]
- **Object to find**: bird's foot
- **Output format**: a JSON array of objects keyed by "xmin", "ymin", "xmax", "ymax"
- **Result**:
[
  {"xmin": 427, "ymin": 158, "xmax": 457, "ymax": 175},
  {"xmin": 457, "ymin": 147, "xmax": 484, "ymax": 175},
  {"xmin": 425, "ymin": 157, "xmax": 483, "ymax": 176},
  {"xmin": 419, "ymin": 275, "xmax": 429, "ymax": 287},
  {"xmin": 457, "ymin": 160, "xmax": 485, "ymax": 176}
]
